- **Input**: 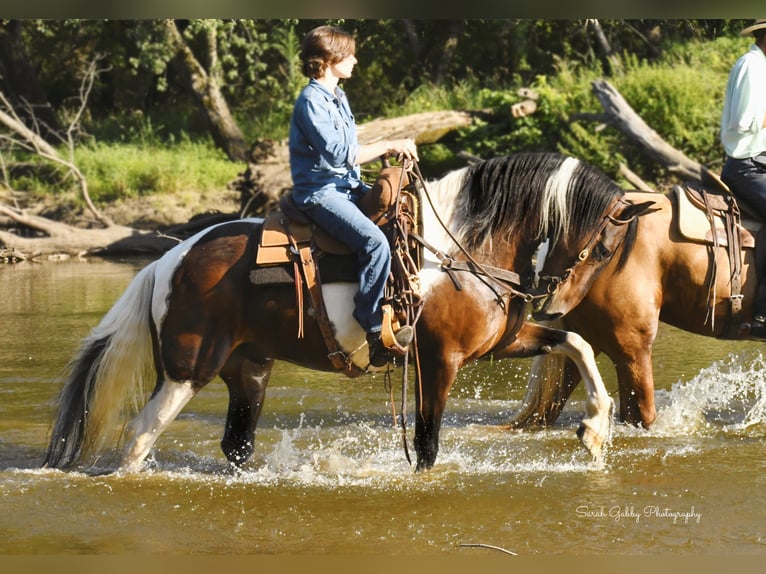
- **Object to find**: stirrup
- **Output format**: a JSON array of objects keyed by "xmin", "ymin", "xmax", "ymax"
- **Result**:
[{"xmin": 380, "ymin": 304, "xmax": 413, "ymax": 353}]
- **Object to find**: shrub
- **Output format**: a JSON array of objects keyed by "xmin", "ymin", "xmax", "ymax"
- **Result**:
[{"xmin": 443, "ymin": 36, "xmax": 751, "ymax": 188}]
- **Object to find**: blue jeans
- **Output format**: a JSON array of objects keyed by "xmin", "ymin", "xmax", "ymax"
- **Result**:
[
  {"xmin": 722, "ymin": 154, "xmax": 766, "ymax": 219},
  {"xmin": 298, "ymin": 187, "xmax": 390, "ymax": 334}
]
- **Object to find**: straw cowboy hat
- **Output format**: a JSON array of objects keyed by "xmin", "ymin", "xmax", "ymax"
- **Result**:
[{"xmin": 741, "ymin": 19, "xmax": 766, "ymax": 36}]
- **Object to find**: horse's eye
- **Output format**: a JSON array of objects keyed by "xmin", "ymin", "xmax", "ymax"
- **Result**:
[{"xmin": 592, "ymin": 242, "xmax": 612, "ymax": 262}]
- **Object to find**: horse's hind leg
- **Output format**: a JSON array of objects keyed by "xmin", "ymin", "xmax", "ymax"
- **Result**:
[
  {"xmin": 121, "ymin": 379, "xmax": 198, "ymax": 471},
  {"xmin": 219, "ymin": 349, "xmax": 274, "ymax": 466}
]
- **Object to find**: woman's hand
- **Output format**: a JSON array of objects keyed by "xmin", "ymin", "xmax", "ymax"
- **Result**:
[
  {"xmin": 386, "ymin": 138, "xmax": 419, "ymax": 162},
  {"xmin": 357, "ymin": 138, "xmax": 419, "ymax": 165}
]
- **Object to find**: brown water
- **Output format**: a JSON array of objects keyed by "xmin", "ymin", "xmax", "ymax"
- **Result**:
[{"xmin": 2, "ymin": 259, "xmax": 766, "ymax": 555}]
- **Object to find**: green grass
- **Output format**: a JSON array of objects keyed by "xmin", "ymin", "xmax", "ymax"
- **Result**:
[
  {"xmin": 5, "ymin": 139, "xmax": 242, "ymax": 205},
  {"xmin": 75, "ymin": 140, "xmax": 241, "ymax": 203}
]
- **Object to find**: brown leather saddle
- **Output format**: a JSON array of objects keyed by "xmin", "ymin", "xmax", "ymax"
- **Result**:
[
  {"xmin": 674, "ymin": 173, "xmax": 766, "ymax": 338},
  {"xmin": 250, "ymin": 163, "xmax": 423, "ymax": 375}
]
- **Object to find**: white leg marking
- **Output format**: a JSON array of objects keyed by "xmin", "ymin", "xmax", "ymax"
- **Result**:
[
  {"xmin": 554, "ymin": 331, "xmax": 613, "ymax": 463},
  {"xmin": 322, "ymin": 282, "xmax": 370, "ymax": 367},
  {"xmin": 121, "ymin": 380, "xmax": 196, "ymax": 471}
]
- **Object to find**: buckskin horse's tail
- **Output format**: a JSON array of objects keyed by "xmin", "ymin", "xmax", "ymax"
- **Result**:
[
  {"xmin": 507, "ymin": 319, "xmax": 570, "ymax": 428},
  {"xmin": 43, "ymin": 262, "xmax": 158, "ymax": 469}
]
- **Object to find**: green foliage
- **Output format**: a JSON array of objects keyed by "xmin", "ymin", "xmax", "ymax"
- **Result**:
[
  {"xmin": 444, "ymin": 34, "xmax": 752, "ymax": 187},
  {"xmin": 1, "ymin": 19, "xmax": 757, "ymax": 200}
]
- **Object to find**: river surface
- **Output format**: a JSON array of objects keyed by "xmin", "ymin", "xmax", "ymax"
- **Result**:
[{"xmin": 2, "ymin": 259, "xmax": 766, "ymax": 556}]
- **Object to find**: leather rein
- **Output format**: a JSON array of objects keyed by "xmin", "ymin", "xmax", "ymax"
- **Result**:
[{"xmin": 409, "ymin": 161, "xmax": 539, "ymax": 310}]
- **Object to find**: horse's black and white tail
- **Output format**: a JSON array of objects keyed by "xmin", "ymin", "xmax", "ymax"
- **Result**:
[{"xmin": 43, "ymin": 262, "xmax": 158, "ymax": 469}]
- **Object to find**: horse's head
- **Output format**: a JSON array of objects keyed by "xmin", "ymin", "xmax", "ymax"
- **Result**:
[{"xmin": 532, "ymin": 198, "xmax": 656, "ymax": 320}]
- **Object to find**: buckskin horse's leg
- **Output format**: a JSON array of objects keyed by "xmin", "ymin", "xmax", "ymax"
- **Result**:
[
  {"xmin": 492, "ymin": 322, "xmax": 613, "ymax": 463},
  {"xmin": 614, "ymin": 351, "xmax": 657, "ymax": 427},
  {"xmin": 219, "ymin": 348, "xmax": 274, "ymax": 466}
]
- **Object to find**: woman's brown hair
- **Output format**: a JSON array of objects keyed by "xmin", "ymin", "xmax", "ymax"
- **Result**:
[{"xmin": 300, "ymin": 26, "xmax": 356, "ymax": 79}]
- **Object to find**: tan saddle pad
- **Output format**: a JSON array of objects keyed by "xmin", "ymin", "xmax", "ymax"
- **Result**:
[{"xmin": 674, "ymin": 184, "xmax": 757, "ymax": 249}]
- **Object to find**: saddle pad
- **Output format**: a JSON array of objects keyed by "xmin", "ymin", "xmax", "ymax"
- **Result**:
[
  {"xmin": 674, "ymin": 185, "xmax": 756, "ymax": 249},
  {"xmin": 250, "ymin": 253, "xmax": 358, "ymax": 285}
]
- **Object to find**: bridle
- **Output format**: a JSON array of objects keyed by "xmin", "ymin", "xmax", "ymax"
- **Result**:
[{"xmin": 535, "ymin": 197, "xmax": 637, "ymax": 296}]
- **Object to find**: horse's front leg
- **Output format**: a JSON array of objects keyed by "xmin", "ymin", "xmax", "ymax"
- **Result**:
[
  {"xmin": 414, "ymin": 352, "xmax": 460, "ymax": 472},
  {"xmin": 219, "ymin": 349, "xmax": 274, "ymax": 467},
  {"xmin": 614, "ymin": 352, "xmax": 656, "ymax": 427},
  {"xmin": 493, "ymin": 321, "xmax": 613, "ymax": 463}
]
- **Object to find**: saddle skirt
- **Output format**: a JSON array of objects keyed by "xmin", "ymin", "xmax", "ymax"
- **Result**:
[
  {"xmin": 256, "ymin": 208, "xmax": 349, "ymax": 266},
  {"xmin": 673, "ymin": 179, "xmax": 766, "ymax": 339}
]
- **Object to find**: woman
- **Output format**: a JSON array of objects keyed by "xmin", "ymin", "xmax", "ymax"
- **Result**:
[{"xmin": 288, "ymin": 25, "xmax": 419, "ymax": 366}]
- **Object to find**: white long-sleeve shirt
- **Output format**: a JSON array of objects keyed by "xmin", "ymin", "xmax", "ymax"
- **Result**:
[{"xmin": 720, "ymin": 44, "xmax": 766, "ymax": 159}]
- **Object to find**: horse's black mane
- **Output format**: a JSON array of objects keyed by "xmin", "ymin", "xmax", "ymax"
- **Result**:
[{"xmin": 454, "ymin": 152, "xmax": 626, "ymax": 251}]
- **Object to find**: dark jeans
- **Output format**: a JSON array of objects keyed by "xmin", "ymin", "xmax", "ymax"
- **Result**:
[
  {"xmin": 722, "ymin": 153, "xmax": 766, "ymax": 317},
  {"xmin": 721, "ymin": 153, "xmax": 766, "ymax": 218}
]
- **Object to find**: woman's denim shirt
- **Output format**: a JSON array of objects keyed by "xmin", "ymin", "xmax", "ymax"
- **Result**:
[{"xmin": 289, "ymin": 79, "xmax": 365, "ymax": 206}]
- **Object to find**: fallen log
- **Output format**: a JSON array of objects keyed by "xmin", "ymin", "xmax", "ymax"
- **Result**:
[{"xmin": 232, "ymin": 110, "xmax": 475, "ymax": 218}]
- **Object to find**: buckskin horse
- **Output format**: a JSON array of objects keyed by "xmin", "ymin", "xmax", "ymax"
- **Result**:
[
  {"xmin": 42, "ymin": 152, "xmax": 645, "ymax": 473},
  {"xmin": 519, "ymin": 177, "xmax": 765, "ymax": 429}
]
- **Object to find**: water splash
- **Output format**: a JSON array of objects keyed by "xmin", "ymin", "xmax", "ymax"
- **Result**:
[{"xmin": 651, "ymin": 350, "xmax": 766, "ymax": 436}]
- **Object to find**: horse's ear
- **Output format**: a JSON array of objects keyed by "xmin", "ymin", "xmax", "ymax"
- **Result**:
[{"xmin": 619, "ymin": 200, "xmax": 658, "ymax": 221}]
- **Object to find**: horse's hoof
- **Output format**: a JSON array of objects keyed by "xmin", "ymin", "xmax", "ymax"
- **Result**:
[
  {"xmin": 415, "ymin": 457, "xmax": 435, "ymax": 472},
  {"xmin": 577, "ymin": 421, "xmax": 605, "ymax": 464}
]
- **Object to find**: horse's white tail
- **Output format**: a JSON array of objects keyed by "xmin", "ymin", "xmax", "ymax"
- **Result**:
[{"xmin": 43, "ymin": 262, "xmax": 158, "ymax": 468}]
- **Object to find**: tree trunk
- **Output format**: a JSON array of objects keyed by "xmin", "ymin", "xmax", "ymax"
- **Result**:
[
  {"xmin": 164, "ymin": 20, "xmax": 249, "ymax": 162},
  {"xmin": 590, "ymin": 78, "xmax": 705, "ymax": 182},
  {"xmin": 434, "ymin": 21, "xmax": 465, "ymax": 85},
  {"xmin": 588, "ymin": 19, "xmax": 623, "ymax": 76}
]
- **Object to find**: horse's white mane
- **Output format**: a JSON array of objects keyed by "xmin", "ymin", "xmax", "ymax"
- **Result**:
[{"xmin": 539, "ymin": 156, "xmax": 579, "ymax": 243}]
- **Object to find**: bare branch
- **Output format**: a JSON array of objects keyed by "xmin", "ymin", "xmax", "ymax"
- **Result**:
[
  {"xmin": 618, "ymin": 162, "xmax": 654, "ymax": 191},
  {"xmin": 0, "ymin": 60, "xmax": 113, "ymax": 227},
  {"xmin": 591, "ymin": 78, "xmax": 704, "ymax": 182}
]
